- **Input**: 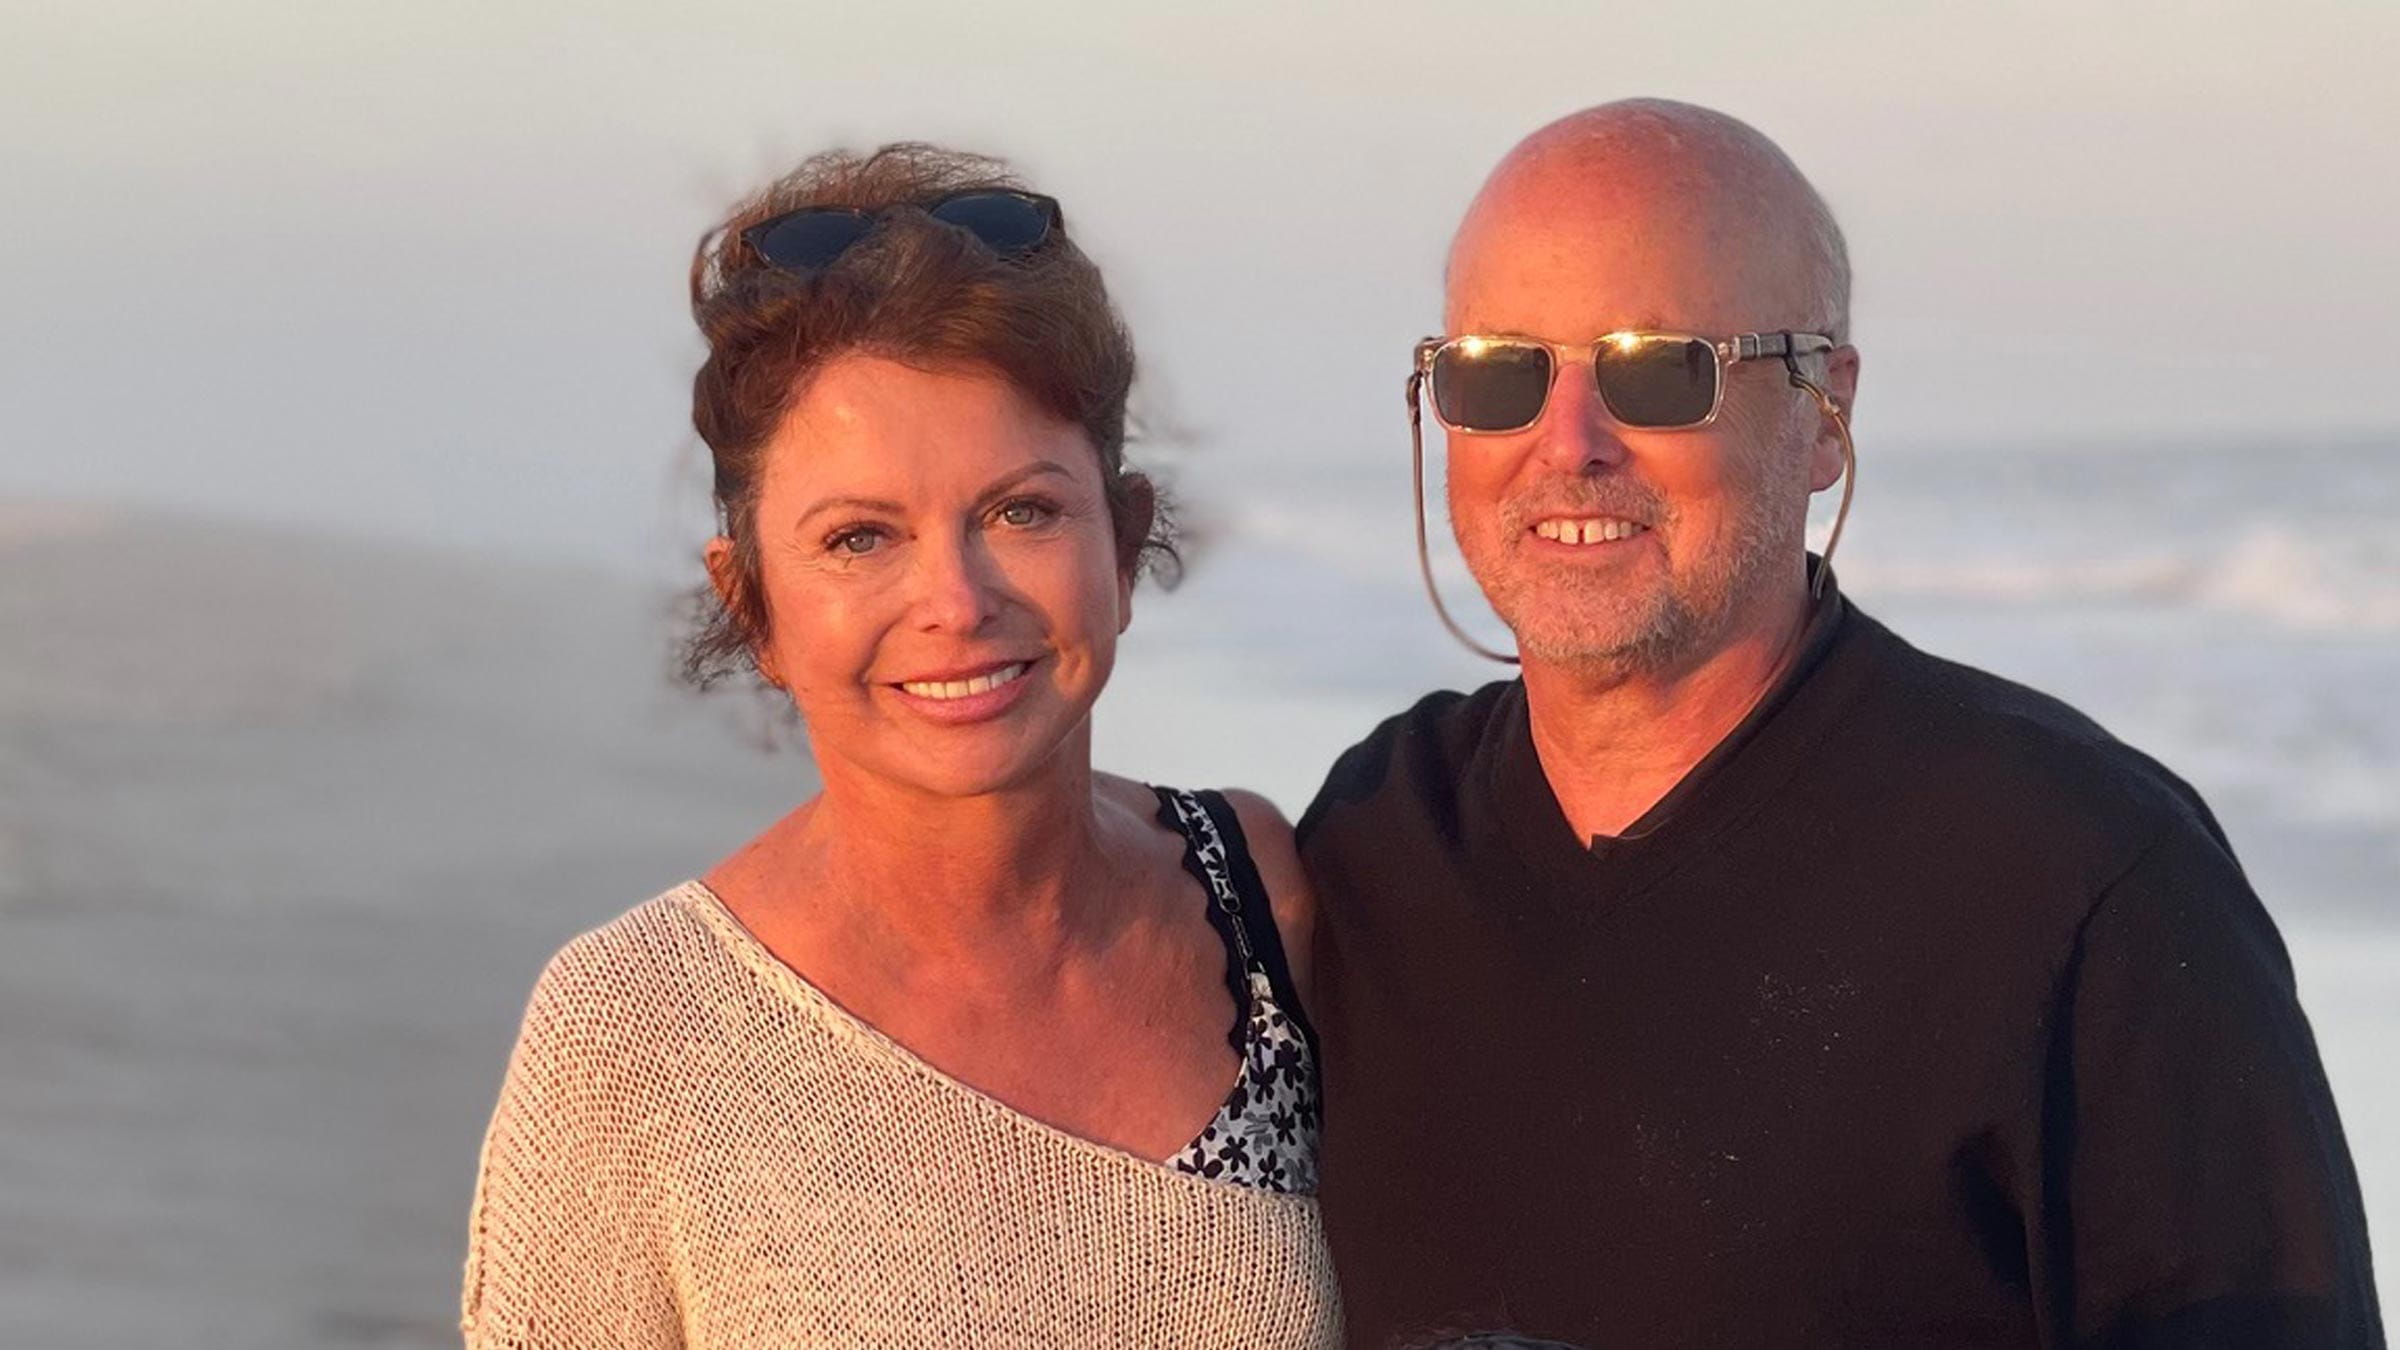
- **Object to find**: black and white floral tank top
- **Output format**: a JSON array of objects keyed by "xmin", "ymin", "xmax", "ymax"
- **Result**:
[{"xmin": 1153, "ymin": 786, "xmax": 1323, "ymax": 1195}]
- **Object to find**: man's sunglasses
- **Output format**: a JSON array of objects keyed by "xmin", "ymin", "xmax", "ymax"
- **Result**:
[
  {"xmin": 740, "ymin": 190, "xmax": 1063, "ymax": 272},
  {"xmin": 1402, "ymin": 327, "xmax": 1855, "ymax": 664},
  {"xmin": 1414, "ymin": 329, "xmax": 1837, "ymax": 432}
]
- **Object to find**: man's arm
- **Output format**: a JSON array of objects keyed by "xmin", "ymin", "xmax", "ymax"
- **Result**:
[{"xmin": 2028, "ymin": 825, "xmax": 2382, "ymax": 1348}]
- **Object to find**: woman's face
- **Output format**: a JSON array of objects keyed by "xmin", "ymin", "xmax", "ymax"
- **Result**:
[{"xmin": 722, "ymin": 354, "xmax": 1135, "ymax": 800}]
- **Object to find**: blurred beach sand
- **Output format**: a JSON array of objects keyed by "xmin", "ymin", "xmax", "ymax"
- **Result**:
[{"xmin": 0, "ymin": 506, "xmax": 812, "ymax": 1346}]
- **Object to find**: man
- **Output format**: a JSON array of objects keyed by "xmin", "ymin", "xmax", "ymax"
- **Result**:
[{"xmin": 1298, "ymin": 99, "xmax": 2380, "ymax": 1348}]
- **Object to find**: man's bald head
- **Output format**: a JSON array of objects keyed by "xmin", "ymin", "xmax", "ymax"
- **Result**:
[
  {"xmin": 1447, "ymin": 99, "xmax": 1850, "ymax": 343},
  {"xmin": 1433, "ymin": 99, "xmax": 1860, "ymax": 680}
]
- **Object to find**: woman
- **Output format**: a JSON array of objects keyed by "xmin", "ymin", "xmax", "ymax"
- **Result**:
[{"xmin": 460, "ymin": 145, "xmax": 1337, "ymax": 1346}]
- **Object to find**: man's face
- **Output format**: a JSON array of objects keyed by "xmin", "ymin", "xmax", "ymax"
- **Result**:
[{"xmin": 1442, "ymin": 186, "xmax": 1824, "ymax": 674}]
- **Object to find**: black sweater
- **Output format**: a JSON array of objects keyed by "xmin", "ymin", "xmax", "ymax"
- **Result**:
[{"xmin": 1298, "ymin": 597, "xmax": 2381, "ymax": 1349}]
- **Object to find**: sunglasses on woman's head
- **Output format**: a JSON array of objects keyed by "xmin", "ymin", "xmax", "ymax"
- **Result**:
[
  {"xmin": 1415, "ymin": 329, "xmax": 1838, "ymax": 432},
  {"xmin": 741, "ymin": 190, "xmax": 1064, "ymax": 273}
]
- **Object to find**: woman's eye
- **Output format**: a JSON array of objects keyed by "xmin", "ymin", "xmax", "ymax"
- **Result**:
[
  {"xmin": 828, "ymin": 527, "xmax": 884, "ymax": 556},
  {"xmin": 994, "ymin": 498, "xmax": 1054, "ymax": 528}
]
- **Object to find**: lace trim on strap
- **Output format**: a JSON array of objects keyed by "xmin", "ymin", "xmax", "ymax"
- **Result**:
[{"xmin": 1152, "ymin": 787, "xmax": 1323, "ymax": 1194}]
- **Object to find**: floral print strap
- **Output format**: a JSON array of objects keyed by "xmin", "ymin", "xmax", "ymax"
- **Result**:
[{"xmin": 1156, "ymin": 787, "xmax": 1323, "ymax": 1195}]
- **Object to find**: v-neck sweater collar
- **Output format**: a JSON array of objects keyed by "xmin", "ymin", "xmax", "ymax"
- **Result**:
[{"xmin": 1481, "ymin": 570, "xmax": 1867, "ymax": 901}]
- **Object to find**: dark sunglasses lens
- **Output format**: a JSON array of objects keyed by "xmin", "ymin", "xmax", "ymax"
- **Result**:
[
  {"xmin": 750, "ymin": 211, "xmax": 874, "ymax": 270},
  {"xmin": 1432, "ymin": 342, "xmax": 1553, "ymax": 431},
  {"xmin": 928, "ymin": 192, "xmax": 1054, "ymax": 255},
  {"xmin": 1598, "ymin": 336, "xmax": 1719, "ymax": 427}
]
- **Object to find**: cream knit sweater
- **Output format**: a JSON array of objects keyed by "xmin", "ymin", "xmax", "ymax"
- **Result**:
[{"xmin": 462, "ymin": 883, "xmax": 1342, "ymax": 1348}]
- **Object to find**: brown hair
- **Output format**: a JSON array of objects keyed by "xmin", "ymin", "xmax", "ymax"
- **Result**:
[{"xmin": 681, "ymin": 143, "xmax": 1172, "ymax": 689}]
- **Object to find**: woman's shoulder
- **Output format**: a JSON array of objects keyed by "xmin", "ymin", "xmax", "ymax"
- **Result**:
[
  {"xmin": 1099, "ymin": 772, "xmax": 1292, "ymax": 845},
  {"xmin": 1210, "ymin": 789, "xmax": 1304, "ymax": 892},
  {"xmin": 512, "ymin": 884, "xmax": 740, "ymax": 1050},
  {"xmin": 1112, "ymin": 775, "xmax": 1316, "ymax": 995},
  {"xmin": 1212, "ymin": 789, "xmax": 1315, "ymax": 992}
]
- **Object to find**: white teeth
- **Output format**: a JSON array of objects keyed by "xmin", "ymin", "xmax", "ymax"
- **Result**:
[
  {"xmin": 1535, "ymin": 517, "xmax": 1647, "ymax": 545},
  {"xmin": 900, "ymin": 662, "xmax": 1029, "ymax": 701}
]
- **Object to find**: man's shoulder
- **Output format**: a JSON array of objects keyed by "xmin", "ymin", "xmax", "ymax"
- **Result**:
[
  {"xmin": 1860, "ymin": 613, "xmax": 2118, "ymax": 751},
  {"xmin": 1845, "ymin": 609, "xmax": 2226, "ymax": 849},
  {"xmin": 1296, "ymin": 680, "xmax": 1518, "ymax": 845},
  {"xmin": 1347, "ymin": 679, "xmax": 1521, "ymax": 767}
]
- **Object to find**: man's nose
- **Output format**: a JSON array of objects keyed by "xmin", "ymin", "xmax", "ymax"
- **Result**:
[
  {"xmin": 1532, "ymin": 361, "xmax": 1631, "ymax": 474},
  {"xmin": 911, "ymin": 530, "xmax": 1002, "ymax": 634}
]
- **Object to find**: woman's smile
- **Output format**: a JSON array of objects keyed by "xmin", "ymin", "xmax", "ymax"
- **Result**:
[{"xmin": 886, "ymin": 656, "xmax": 1042, "ymax": 723}]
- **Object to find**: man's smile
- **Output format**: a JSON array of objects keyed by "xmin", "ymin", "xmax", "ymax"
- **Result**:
[{"xmin": 1532, "ymin": 516, "xmax": 1650, "ymax": 546}]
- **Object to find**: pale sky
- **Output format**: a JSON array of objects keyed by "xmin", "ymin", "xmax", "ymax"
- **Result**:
[{"xmin": 4, "ymin": 0, "xmax": 2395, "ymax": 575}]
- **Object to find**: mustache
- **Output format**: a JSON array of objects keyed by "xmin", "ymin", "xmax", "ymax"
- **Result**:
[{"xmin": 1498, "ymin": 478, "xmax": 1670, "ymax": 533}]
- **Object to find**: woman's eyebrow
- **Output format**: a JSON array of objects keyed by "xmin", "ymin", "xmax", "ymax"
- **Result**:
[
  {"xmin": 971, "ymin": 461, "xmax": 1077, "ymax": 507},
  {"xmin": 792, "ymin": 495, "xmax": 905, "ymax": 531}
]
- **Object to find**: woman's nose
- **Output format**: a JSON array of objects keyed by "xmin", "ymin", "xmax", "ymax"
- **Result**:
[{"xmin": 910, "ymin": 530, "xmax": 1002, "ymax": 634}]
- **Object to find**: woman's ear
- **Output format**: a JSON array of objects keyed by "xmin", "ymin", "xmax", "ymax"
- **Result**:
[
  {"xmin": 704, "ymin": 535, "xmax": 782, "ymax": 687},
  {"xmin": 1113, "ymin": 474, "xmax": 1158, "ymax": 633},
  {"xmin": 703, "ymin": 535, "xmax": 742, "ymax": 610}
]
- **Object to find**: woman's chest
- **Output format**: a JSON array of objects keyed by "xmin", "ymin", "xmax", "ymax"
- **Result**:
[{"xmin": 651, "ymin": 1072, "xmax": 1338, "ymax": 1347}]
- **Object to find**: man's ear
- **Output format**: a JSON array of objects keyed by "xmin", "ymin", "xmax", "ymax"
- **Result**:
[
  {"xmin": 703, "ymin": 535, "xmax": 781, "ymax": 687},
  {"xmin": 1807, "ymin": 344, "xmax": 1861, "ymax": 493}
]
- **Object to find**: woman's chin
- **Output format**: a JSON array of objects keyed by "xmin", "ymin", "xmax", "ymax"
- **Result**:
[
  {"xmin": 885, "ymin": 760, "xmax": 1058, "ymax": 801},
  {"xmin": 870, "ymin": 720, "xmax": 1095, "ymax": 800}
]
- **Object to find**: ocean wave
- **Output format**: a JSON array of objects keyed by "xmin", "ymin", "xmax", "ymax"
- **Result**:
[
  {"xmin": 1231, "ymin": 491, "xmax": 2400, "ymax": 634},
  {"xmin": 2198, "ymin": 527, "xmax": 2400, "ymax": 631},
  {"xmin": 1841, "ymin": 524, "xmax": 2400, "ymax": 631}
]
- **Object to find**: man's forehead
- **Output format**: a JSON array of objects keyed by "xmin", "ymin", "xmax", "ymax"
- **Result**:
[
  {"xmin": 1442, "ymin": 109, "xmax": 1840, "ymax": 338},
  {"xmin": 1444, "ymin": 204, "xmax": 1783, "ymax": 335}
]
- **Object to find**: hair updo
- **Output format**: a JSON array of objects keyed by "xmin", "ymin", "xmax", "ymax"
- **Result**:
[{"xmin": 680, "ymin": 143, "xmax": 1172, "ymax": 689}]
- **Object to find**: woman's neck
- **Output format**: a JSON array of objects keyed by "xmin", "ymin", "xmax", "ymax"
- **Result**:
[{"xmin": 757, "ymin": 734, "xmax": 1141, "ymax": 985}]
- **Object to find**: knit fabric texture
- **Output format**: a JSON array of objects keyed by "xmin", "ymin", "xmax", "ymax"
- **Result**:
[{"xmin": 462, "ymin": 882, "xmax": 1341, "ymax": 1348}]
